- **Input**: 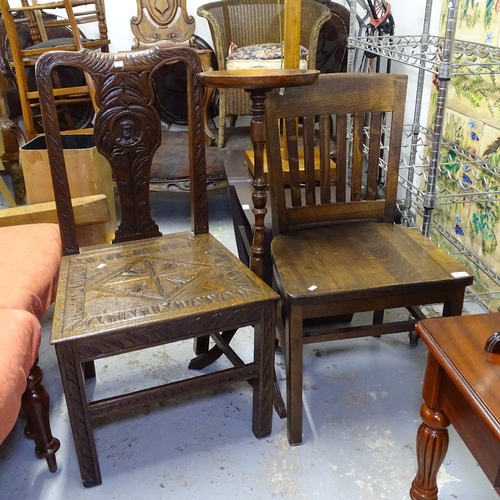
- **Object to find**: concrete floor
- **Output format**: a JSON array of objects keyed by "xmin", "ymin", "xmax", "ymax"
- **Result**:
[{"xmin": 0, "ymin": 185, "xmax": 497, "ymax": 499}]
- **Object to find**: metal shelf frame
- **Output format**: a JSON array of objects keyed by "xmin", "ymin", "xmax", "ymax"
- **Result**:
[{"xmin": 348, "ymin": 0, "xmax": 500, "ymax": 311}]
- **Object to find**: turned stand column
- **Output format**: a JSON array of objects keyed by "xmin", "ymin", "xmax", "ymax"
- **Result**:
[{"xmin": 199, "ymin": 69, "xmax": 319, "ymax": 280}]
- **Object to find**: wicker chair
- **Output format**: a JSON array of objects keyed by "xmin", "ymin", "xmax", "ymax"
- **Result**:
[{"xmin": 198, "ymin": 0, "xmax": 331, "ymax": 147}]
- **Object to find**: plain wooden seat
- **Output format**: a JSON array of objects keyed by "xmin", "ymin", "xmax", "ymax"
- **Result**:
[
  {"xmin": 36, "ymin": 45, "xmax": 279, "ymax": 487},
  {"xmin": 264, "ymin": 73, "xmax": 474, "ymax": 445}
]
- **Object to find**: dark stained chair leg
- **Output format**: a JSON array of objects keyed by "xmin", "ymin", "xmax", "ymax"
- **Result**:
[
  {"xmin": 373, "ymin": 310, "xmax": 384, "ymax": 338},
  {"xmin": 83, "ymin": 360, "xmax": 96, "ymax": 380},
  {"xmin": 189, "ymin": 330, "xmax": 287, "ymax": 419},
  {"xmin": 22, "ymin": 359, "xmax": 60, "ymax": 473},
  {"xmin": 189, "ymin": 330, "xmax": 238, "ymax": 369},
  {"xmin": 193, "ymin": 335, "xmax": 210, "ymax": 355}
]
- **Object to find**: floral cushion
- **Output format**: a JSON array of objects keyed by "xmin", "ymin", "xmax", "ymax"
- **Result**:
[
  {"xmin": 226, "ymin": 42, "xmax": 309, "ymax": 70},
  {"xmin": 227, "ymin": 42, "xmax": 309, "ymax": 61}
]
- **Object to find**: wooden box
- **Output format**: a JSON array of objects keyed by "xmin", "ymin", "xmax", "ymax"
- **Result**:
[{"xmin": 20, "ymin": 134, "xmax": 116, "ymax": 247}]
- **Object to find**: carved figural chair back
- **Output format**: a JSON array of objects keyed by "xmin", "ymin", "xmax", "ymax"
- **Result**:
[
  {"xmin": 0, "ymin": 0, "xmax": 109, "ymax": 140},
  {"xmin": 35, "ymin": 46, "xmax": 278, "ymax": 487},
  {"xmin": 264, "ymin": 73, "xmax": 474, "ymax": 445}
]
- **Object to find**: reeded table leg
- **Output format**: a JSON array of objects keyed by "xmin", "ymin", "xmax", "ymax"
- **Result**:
[{"xmin": 410, "ymin": 355, "xmax": 450, "ymax": 500}]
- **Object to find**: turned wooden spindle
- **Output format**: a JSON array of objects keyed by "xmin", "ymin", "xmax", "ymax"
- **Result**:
[
  {"xmin": 248, "ymin": 89, "xmax": 270, "ymax": 278},
  {"xmin": 198, "ymin": 69, "xmax": 319, "ymax": 281}
]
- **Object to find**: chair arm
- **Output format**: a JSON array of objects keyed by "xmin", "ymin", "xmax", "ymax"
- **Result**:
[
  {"xmin": 301, "ymin": 0, "xmax": 332, "ymax": 69},
  {"xmin": 197, "ymin": 2, "xmax": 231, "ymax": 71}
]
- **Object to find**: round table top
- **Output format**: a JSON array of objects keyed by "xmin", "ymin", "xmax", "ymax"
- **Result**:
[{"xmin": 198, "ymin": 69, "xmax": 320, "ymax": 90}]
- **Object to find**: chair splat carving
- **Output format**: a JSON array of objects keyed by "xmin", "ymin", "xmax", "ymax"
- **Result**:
[
  {"xmin": 131, "ymin": 0, "xmax": 196, "ymax": 48},
  {"xmin": 93, "ymin": 70, "xmax": 163, "ymax": 242}
]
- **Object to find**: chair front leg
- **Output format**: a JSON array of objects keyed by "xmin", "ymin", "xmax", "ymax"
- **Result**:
[
  {"xmin": 252, "ymin": 301, "xmax": 276, "ymax": 439},
  {"xmin": 442, "ymin": 287, "xmax": 466, "ymax": 318},
  {"xmin": 56, "ymin": 343, "xmax": 101, "ymax": 487},
  {"xmin": 286, "ymin": 304, "xmax": 304, "ymax": 446}
]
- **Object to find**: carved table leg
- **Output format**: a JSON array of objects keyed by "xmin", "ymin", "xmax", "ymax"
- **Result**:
[{"xmin": 410, "ymin": 355, "xmax": 450, "ymax": 500}]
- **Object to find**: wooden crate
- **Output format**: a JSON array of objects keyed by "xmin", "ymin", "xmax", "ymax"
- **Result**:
[{"xmin": 20, "ymin": 134, "xmax": 116, "ymax": 247}]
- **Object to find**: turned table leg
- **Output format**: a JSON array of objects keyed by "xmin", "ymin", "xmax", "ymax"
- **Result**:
[{"xmin": 410, "ymin": 354, "xmax": 450, "ymax": 500}]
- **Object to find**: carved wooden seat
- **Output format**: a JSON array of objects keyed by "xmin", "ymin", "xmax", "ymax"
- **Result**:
[{"xmin": 36, "ymin": 46, "xmax": 279, "ymax": 487}]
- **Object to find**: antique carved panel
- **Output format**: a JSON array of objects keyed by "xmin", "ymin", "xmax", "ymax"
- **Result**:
[{"xmin": 131, "ymin": 0, "xmax": 196, "ymax": 48}]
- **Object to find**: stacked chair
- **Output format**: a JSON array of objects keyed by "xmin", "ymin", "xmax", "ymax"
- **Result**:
[{"xmin": 0, "ymin": 0, "xmax": 109, "ymax": 140}]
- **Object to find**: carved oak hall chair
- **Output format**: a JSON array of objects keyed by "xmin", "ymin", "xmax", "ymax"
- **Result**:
[
  {"xmin": 36, "ymin": 46, "xmax": 279, "ymax": 487},
  {"xmin": 264, "ymin": 73, "xmax": 474, "ymax": 446}
]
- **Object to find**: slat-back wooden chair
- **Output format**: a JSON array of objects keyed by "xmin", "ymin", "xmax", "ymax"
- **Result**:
[{"xmin": 264, "ymin": 73, "xmax": 474, "ymax": 445}]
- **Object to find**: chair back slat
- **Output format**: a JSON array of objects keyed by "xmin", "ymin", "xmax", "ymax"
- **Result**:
[
  {"xmin": 335, "ymin": 113, "xmax": 347, "ymax": 203},
  {"xmin": 366, "ymin": 111, "xmax": 383, "ymax": 200},
  {"xmin": 265, "ymin": 73, "xmax": 408, "ymax": 234},
  {"xmin": 350, "ymin": 112, "xmax": 364, "ymax": 202},
  {"xmin": 285, "ymin": 117, "xmax": 302, "ymax": 207},
  {"xmin": 318, "ymin": 114, "xmax": 331, "ymax": 204},
  {"xmin": 302, "ymin": 116, "xmax": 316, "ymax": 205},
  {"xmin": 36, "ymin": 46, "xmax": 208, "ymax": 255}
]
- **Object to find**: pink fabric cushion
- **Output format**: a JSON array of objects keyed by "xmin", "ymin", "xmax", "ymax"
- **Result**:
[
  {"xmin": 0, "ymin": 309, "xmax": 41, "ymax": 443},
  {"xmin": 0, "ymin": 224, "xmax": 62, "ymax": 318}
]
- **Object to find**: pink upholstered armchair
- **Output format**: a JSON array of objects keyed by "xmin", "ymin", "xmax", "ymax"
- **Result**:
[{"xmin": 0, "ymin": 223, "xmax": 62, "ymax": 471}]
